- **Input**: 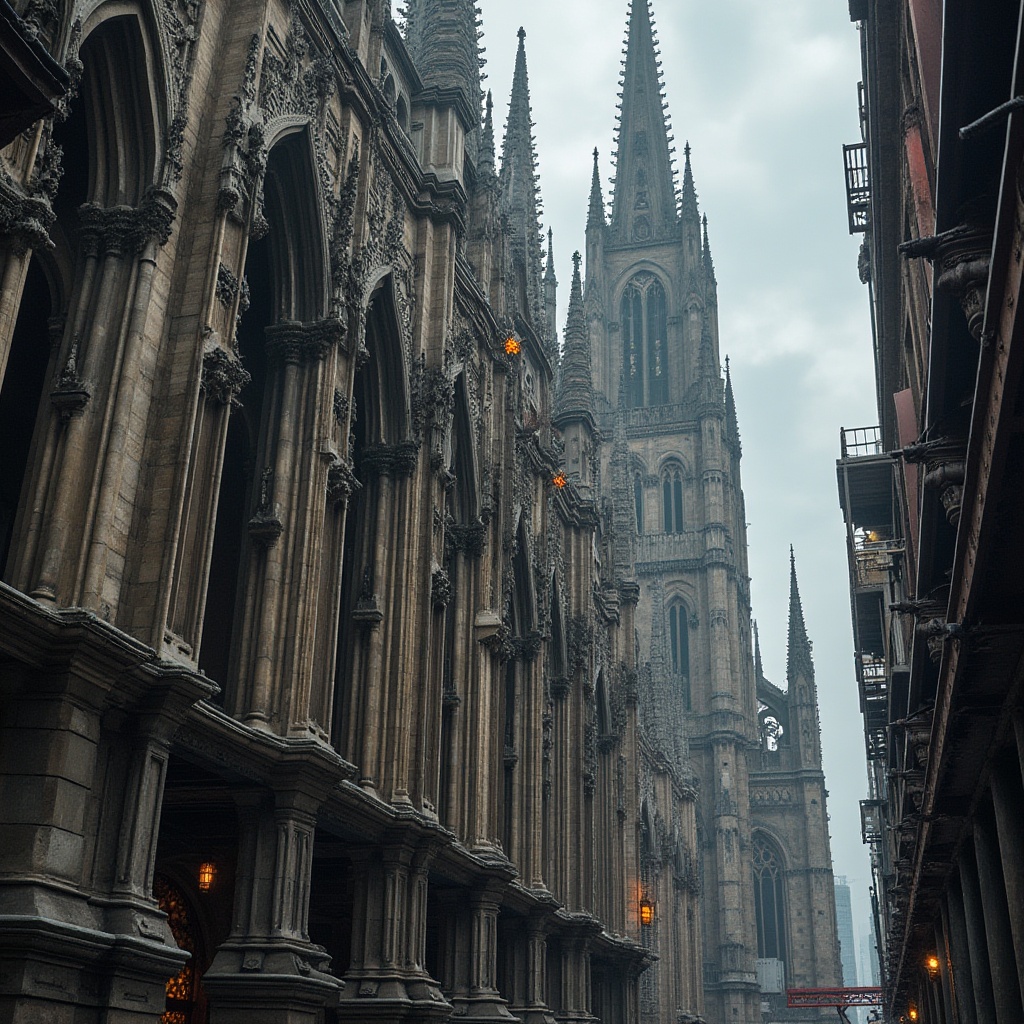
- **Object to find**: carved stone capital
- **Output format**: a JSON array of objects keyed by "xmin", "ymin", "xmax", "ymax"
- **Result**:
[
  {"xmin": 264, "ymin": 318, "xmax": 344, "ymax": 365},
  {"xmin": 361, "ymin": 441, "xmax": 420, "ymax": 478},
  {"xmin": 900, "ymin": 216, "xmax": 992, "ymax": 341},
  {"xmin": 903, "ymin": 436, "xmax": 967, "ymax": 527},
  {"xmin": 201, "ymin": 346, "xmax": 251, "ymax": 406},
  {"xmin": 446, "ymin": 519, "xmax": 486, "ymax": 558},
  {"xmin": 0, "ymin": 168, "xmax": 55, "ymax": 253},
  {"xmin": 327, "ymin": 458, "xmax": 361, "ymax": 507}
]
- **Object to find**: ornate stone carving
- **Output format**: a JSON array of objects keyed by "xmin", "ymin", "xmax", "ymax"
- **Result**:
[
  {"xmin": 0, "ymin": 162, "xmax": 56, "ymax": 253},
  {"xmin": 351, "ymin": 567, "xmax": 383, "ymax": 628},
  {"xmin": 201, "ymin": 345, "xmax": 250, "ymax": 406},
  {"xmin": 248, "ymin": 467, "xmax": 283, "ymax": 545},
  {"xmin": 567, "ymin": 615, "xmax": 593, "ymax": 679},
  {"xmin": 903, "ymin": 437, "xmax": 967, "ymax": 528},
  {"xmin": 50, "ymin": 336, "xmax": 91, "ymax": 420},
  {"xmin": 361, "ymin": 441, "xmax": 419, "ymax": 478},
  {"xmin": 431, "ymin": 567, "xmax": 452, "ymax": 609},
  {"xmin": 216, "ymin": 262, "xmax": 241, "ymax": 306},
  {"xmin": 899, "ymin": 212, "xmax": 993, "ymax": 341},
  {"xmin": 326, "ymin": 457, "xmax": 360, "ymax": 507},
  {"xmin": 264, "ymin": 318, "xmax": 344, "ymax": 364}
]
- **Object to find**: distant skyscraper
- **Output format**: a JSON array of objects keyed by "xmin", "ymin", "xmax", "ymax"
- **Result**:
[
  {"xmin": 861, "ymin": 917, "xmax": 881, "ymax": 987},
  {"xmin": 834, "ymin": 877, "xmax": 858, "ymax": 988}
]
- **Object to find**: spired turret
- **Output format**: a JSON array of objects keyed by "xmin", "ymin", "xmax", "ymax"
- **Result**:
[
  {"xmin": 544, "ymin": 228, "xmax": 558, "ymax": 356},
  {"xmin": 499, "ymin": 27, "xmax": 548, "ymax": 344},
  {"xmin": 585, "ymin": 148, "xmax": 607, "ymax": 310},
  {"xmin": 404, "ymin": 0, "xmax": 483, "ymax": 186},
  {"xmin": 610, "ymin": 0, "xmax": 678, "ymax": 244},
  {"xmin": 555, "ymin": 252, "xmax": 593, "ymax": 429},
  {"xmin": 786, "ymin": 547, "xmax": 815, "ymax": 693}
]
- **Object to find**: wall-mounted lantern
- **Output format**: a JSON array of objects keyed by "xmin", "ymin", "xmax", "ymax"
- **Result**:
[
  {"xmin": 505, "ymin": 336, "xmax": 521, "ymax": 357},
  {"xmin": 639, "ymin": 894, "xmax": 655, "ymax": 927},
  {"xmin": 198, "ymin": 862, "xmax": 217, "ymax": 892}
]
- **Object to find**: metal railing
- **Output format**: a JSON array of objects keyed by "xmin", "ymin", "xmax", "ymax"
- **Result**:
[
  {"xmin": 840, "ymin": 424, "xmax": 883, "ymax": 458},
  {"xmin": 843, "ymin": 142, "xmax": 870, "ymax": 234}
]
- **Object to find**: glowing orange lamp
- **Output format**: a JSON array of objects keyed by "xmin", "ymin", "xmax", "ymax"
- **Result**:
[
  {"xmin": 639, "ymin": 895, "xmax": 655, "ymax": 927},
  {"xmin": 908, "ymin": 1008, "xmax": 919, "ymax": 1022},
  {"xmin": 505, "ymin": 336, "xmax": 521, "ymax": 356},
  {"xmin": 198, "ymin": 862, "xmax": 217, "ymax": 892},
  {"xmin": 925, "ymin": 954, "xmax": 940, "ymax": 978},
  {"xmin": 553, "ymin": 473, "xmax": 568, "ymax": 490}
]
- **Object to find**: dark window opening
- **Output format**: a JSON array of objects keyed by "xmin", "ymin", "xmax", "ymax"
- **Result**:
[
  {"xmin": 621, "ymin": 276, "xmax": 670, "ymax": 407},
  {"xmin": 197, "ymin": 230, "xmax": 271, "ymax": 692},
  {"xmin": 662, "ymin": 467, "xmax": 684, "ymax": 534},
  {"xmin": 668, "ymin": 602, "xmax": 690, "ymax": 709},
  {"xmin": 753, "ymin": 834, "xmax": 788, "ymax": 964},
  {"xmin": 0, "ymin": 259, "xmax": 53, "ymax": 578}
]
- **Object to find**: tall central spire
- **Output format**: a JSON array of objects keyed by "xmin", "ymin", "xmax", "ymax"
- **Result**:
[
  {"xmin": 499, "ymin": 27, "xmax": 546, "ymax": 338},
  {"xmin": 611, "ymin": 0, "xmax": 678, "ymax": 241}
]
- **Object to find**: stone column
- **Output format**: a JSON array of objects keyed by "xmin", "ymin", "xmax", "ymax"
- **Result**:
[
  {"xmin": 204, "ymin": 754, "xmax": 345, "ymax": 1024},
  {"xmin": 972, "ymin": 805, "xmax": 1024, "ymax": 1023},
  {"xmin": 934, "ymin": 912, "xmax": 957, "ymax": 1024},
  {"xmin": 958, "ymin": 850, "xmax": 998, "ymax": 1022},
  {"xmin": 514, "ymin": 916, "xmax": 557, "ymax": 1024},
  {"xmin": 0, "ymin": 605, "xmax": 211, "ymax": 1024},
  {"xmin": 991, "ymin": 755, "xmax": 1024, "ymax": 1001},
  {"xmin": 336, "ymin": 830, "xmax": 449, "ymax": 1023},
  {"xmin": 944, "ymin": 874, "xmax": 977, "ymax": 1024},
  {"xmin": 450, "ymin": 883, "xmax": 517, "ymax": 1022}
]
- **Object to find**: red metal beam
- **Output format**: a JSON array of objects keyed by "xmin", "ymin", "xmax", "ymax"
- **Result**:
[{"xmin": 787, "ymin": 987, "xmax": 884, "ymax": 1008}]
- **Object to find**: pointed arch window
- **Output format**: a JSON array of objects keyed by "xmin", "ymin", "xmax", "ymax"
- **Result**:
[
  {"xmin": 621, "ymin": 274, "xmax": 670, "ymax": 408},
  {"xmin": 668, "ymin": 602, "xmax": 690, "ymax": 709},
  {"xmin": 752, "ymin": 833, "xmax": 788, "ymax": 965},
  {"xmin": 662, "ymin": 466, "xmax": 684, "ymax": 534}
]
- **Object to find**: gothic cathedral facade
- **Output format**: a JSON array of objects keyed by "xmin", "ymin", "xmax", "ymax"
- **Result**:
[
  {"xmin": 579, "ymin": 3, "xmax": 843, "ymax": 1021},
  {"xmin": 0, "ymin": 0, "xmax": 839, "ymax": 1022}
]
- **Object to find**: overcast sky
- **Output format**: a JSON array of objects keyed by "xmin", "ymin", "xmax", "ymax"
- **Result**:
[{"xmin": 478, "ymin": 0, "xmax": 879, "ymax": 957}]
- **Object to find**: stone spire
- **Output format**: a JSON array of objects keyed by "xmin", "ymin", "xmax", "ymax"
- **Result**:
[
  {"xmin": 610, "ymin": 0, "xmax": 678, "ymax": 241},
  {"xmin": 499, "ymin": 27, "xmax": 546, "ymax": 335},
  {"xmin": 753, "ymin": 620, "xmax": 764, "ymax": 683},
  {"xmin": 703, "ymin": 212, "xmax": 717, "ymax": 285},
  {"xmin": 588, "ymin": 147, "xmax": 606, "ymax": 229},
  {"xmin": 478, "ymin": 89, "xmax": 496, "ymax": 180},
  {"xmin": 681, "ymin": 141, "xmax": 699, "ymax": 221},
  {"xmin": 554, "ymin": 252, "xmax": 593, "ymax": 425},
  {"xmin": 405, "ymin": 0, "xmax": 484, "ymax": 127},
  {"xmin": 724, "ymin": 356, "xmax": 740, "ymax": 446},
  {"xmin": 544, "ymin": 228, "xmax": 558, "ymax": 356},
  {"xmin": 787, "ymin": 548, "xmax": 815, "ymax": 685}
]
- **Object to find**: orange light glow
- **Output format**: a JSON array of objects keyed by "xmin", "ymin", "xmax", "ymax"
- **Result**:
[
  {"xmin": 925, "ymin": 955, "xmax": 940, "ymax": 976},
  {"xmin": 505, "ymin": 336, "xmax": 521, "ymax": 356},
  {"xmin": 639, "ymin": 896, "xmax": 655, "ymax": 927},
  {"xmin": 908, "ymin": 1009, "xmax": 919, "ymax": 1022},
  {"xmin": 553, "ymin": 473, "xmax": 567, "ymax": 490},
  {"xmin": 198, "ymin": 862, "xmax": 217, "ymax": 892}
]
